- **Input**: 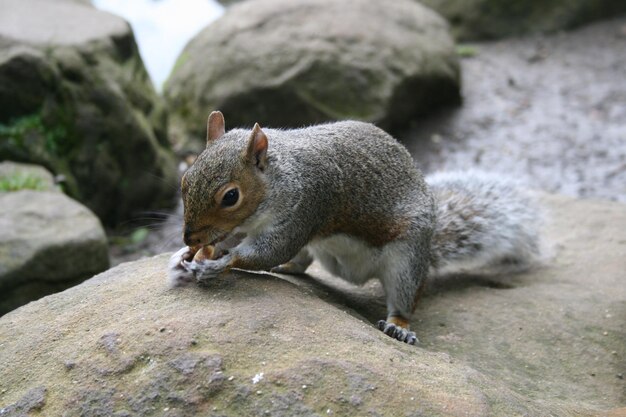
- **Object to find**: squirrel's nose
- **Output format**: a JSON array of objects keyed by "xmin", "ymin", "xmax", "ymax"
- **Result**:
[{"xmin": 183, "ymin": 226, "xmax": 202, "ymax": 247}]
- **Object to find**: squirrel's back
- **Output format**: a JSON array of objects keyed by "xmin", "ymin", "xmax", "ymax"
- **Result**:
[{"xmin": 227, "ymin": 121, "xmax": 435, "ymax": 246}]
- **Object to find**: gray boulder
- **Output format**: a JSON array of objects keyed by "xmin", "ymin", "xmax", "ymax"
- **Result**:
[
  {"xmin": 165, "ymin": 0, "xmax": 460, "ymax": 144},
  {"xmin": 0, "ymin": 0, "xmax": 178, "ymax": 226},
  {"xmin": 0, "ymin": 193, "xmax": 623, "ymax": 415},
  {"xmin": 419, "ymin": 0, "xmax": 626, "ymax": 41},
  {"xmin": 216, "ymin": 0, "xmax": 626, "ymax": 41},
  {"xmin": 0, "ymin": 190, "xmax": 109, "ymax": 316}
]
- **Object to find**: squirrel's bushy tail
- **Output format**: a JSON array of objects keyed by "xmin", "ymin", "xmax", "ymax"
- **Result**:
[{"xmin": 426, "ymin": 171, "xmax": 541, "ymax": 274}]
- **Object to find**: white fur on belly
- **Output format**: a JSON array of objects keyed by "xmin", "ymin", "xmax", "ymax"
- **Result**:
[{"xmin": 308, "ymin": 234, "xmax": 383, "ymax": 284}]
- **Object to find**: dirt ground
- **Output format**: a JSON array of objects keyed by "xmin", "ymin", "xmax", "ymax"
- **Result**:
[
  {"xmin": 404, "ymin": 17, "xmax": 626, "ymax": 203},
  {"xmin": 110, "ymin": 17, "xmax": 626, "ymax": 266}
]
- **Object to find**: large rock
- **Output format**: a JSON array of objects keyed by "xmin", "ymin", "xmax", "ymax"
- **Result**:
[
  {"xmin": 165, "ymin": 0, "xmax": 460, "ymax": 146},
  {"xmin": 0, "ymin": 0, "xmax": 178, "ymax": 226},
  {"xmin": 0, "ymin": 190, "xmax": 109, "ymax": 316},
  {"xmin": 0, "ymin": 193, "xmax": 623, "ymax": 415},
  {"xmin": 216, "ymin": 0, "xmax": 626, "ymax": 41},
  {"xmin": 419, "ymin": 0, "xmax": 626, "ymax": 41}
]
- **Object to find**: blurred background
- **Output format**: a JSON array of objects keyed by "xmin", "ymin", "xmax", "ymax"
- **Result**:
[
  {"xmin": 0, "ymin": 0, "xmax": 625, "ymax": 314},
  {"xmin": 92, "ymin": 0, "xmax": 224, "ymax": 89}
]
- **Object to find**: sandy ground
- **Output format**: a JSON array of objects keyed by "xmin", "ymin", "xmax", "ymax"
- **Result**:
[{"xmin": 110, "ymin": 17, "xmax": 626, "ymax": 266}]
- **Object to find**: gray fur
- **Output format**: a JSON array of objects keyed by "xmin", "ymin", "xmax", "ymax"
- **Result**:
[
  {"xmin": 186, "ymin": 121, "xmax": 435, "ymax": 270},
  {"xmin": 171, "ymin": 120, "xmax": 541, "ymax": 343},
  {"xmin": 427, "ymin": 170, "xmax": 540, "ymax": 273}
]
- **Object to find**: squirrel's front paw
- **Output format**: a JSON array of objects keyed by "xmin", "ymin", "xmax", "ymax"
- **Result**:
[
  {"xmin": 167, "ymin": 247, "xmax": 195, "ymax": 288},
  {"xmin": 185, "ymin": 254, "xmax": 232, "ymax": 284},
  {"xmin": 377, "ymin": 320, "xmax": 418, "ymax": 345}
]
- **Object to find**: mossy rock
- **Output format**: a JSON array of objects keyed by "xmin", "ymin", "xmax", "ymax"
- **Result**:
[
  {"xmin": 0, "ymin": 0, "xmax": 178, "ymax": 226},
  {"xmin": 164, "ymin": 0, "xmax": 460, "ymax": 145},
  {"xmin": 0, "ymin": 161, "xmax": 59, "ymax": 193},
  {"xmin": 419, "ymin": 0, "xmax": 626, "ymax": 40}
]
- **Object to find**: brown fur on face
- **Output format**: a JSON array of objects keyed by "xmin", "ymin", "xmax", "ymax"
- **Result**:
[
  {"xmin": 181, "ymin": 113, "xmax": 268, "ymax": 247},
  {"xmin": 182, "ymin": 162, "xmax": 266, "ymax": 247}
]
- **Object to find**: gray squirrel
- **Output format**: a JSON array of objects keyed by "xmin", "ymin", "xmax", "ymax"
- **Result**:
[{"xmin": 168, "ymin": 111, "xmax": 540, "ymax": 344}]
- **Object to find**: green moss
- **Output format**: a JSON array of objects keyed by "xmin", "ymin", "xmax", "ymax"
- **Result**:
[
  {"xmin": 0, "ymin": 173, "xmax": 47, "ymax": 192},
  {"xmin": 0, "ymin": 112, "xmax": 70, "ymax": 157},
  {"xmin": 0, "ymin": 114, "xmax": 42, "ymax": 150},
  {"xmin": 457, "ymin": 45, "xmax": 479, "ymax": 58},
  {"xmin": 0, "ymin": 110, "xmax": 80, "ymax": 198}
]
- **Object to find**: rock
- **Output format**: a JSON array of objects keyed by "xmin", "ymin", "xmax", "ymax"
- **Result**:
[
  {"xmin": 0, "ymin": 190, "xmax": 109, "ymax": 315},
  {"xmin": 216, "ymin": 0, "xmax": 626, "ymax": 41},
  {"xmin": 0, "ymin": 193, "xmax": 623, "ymax": 415},
  {"xmin": 164, "ymin": 0, "xmax": 460, "ymax": 145},
  {"xmin": 0, "ymin": 0, "xmax": 178, "ymax": 226},
  {"xmin": 0, "ymin": 161, "xmax": 59, "ymax": 192},
  {"xmin": 419, "ymin": 0, "xmax": 626, "ymax": 41}
]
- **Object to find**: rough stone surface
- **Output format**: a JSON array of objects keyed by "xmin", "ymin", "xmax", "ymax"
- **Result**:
[
  {"xmin": 0, "ymin": 193, "xmax": 623, "ymax": 415},
  {"xmin": 165, "ymin": 0, "xmax": 460, "ymax": 148},
  {"xmin": 419, "ymin": 0, "xmax": 626, "ymax": 41},
  {"xmin": 0, "ymin": 190, "xmax": 109, "ymax": 315},
  {"xmin": 0, "ymin": 0, "xmax": 178, "ymax": 226}
]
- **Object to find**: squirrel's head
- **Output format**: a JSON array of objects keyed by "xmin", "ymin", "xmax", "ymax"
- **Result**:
[{"xmin": 181, "ymin": 111, "xmax": 268, "ymax": 248}]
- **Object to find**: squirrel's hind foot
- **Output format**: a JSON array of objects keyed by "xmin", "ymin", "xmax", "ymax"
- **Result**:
[
  {"xmin": 271, "ymin": 262, "xmax": 309, "ymax": 275},
  {"xmin": 377, "ymin": 320, "xmax": 418, "ymax": 345},
  {"xmin": 271, "ymin": 248, "xmax": 313, "ymax": 275}
]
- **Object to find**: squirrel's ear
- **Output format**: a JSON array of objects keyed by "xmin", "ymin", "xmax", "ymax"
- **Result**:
[
  {"xmin": 246, "ymin": 123, "xmax": 268, "ymax": 170},
  {"xmin": 207, "ymin": 111, "xmax": 225, "ymax": 144}
]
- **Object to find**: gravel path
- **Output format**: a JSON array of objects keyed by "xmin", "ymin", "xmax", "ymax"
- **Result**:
[{"xmin": 405, "ymin": 18, "xmax": 626, "ymax": 203}]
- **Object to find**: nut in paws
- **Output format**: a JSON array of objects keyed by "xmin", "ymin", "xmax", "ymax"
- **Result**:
[{"xmin": 186, "ymin": 255, "xmax": 232, "ymax": 283}]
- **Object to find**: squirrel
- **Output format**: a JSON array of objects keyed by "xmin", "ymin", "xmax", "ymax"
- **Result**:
[{"xmin": 168, "ymin": 111, "xmax": 540, "ymax": 345}]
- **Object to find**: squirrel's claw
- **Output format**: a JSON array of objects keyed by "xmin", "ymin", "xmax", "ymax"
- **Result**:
[
  {"xmin": 166, "ymin": 247, "xmax": 232, "ymax": 287},
  {"xmin": 377, "ymin": 320, "xmax": 418, "ymax": 345},
  {"xmin": 167, "ymin": 247, "xmax": 195, "ymax": 288},
  {"xmin": 187, "ymin": 255, "xmax": 232, "ymax": 284}
]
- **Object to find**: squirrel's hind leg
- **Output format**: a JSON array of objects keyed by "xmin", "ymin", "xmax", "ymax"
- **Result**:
[
  {"xmin": 377, "ymin": 317, "xmax": 417, "ymax": 345},
  {"xmin": 270, "ymin": 247, "xmax": 313, "ymax": 275},
  {"xmin": 377, "ymin": 243, "xmax": 428, "ymax": 345}
]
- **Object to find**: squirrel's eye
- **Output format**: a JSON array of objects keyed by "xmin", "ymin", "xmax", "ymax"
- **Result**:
[{"xmin": 221, "ymin": 188, "xmax": 239, "ymax": 207}]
